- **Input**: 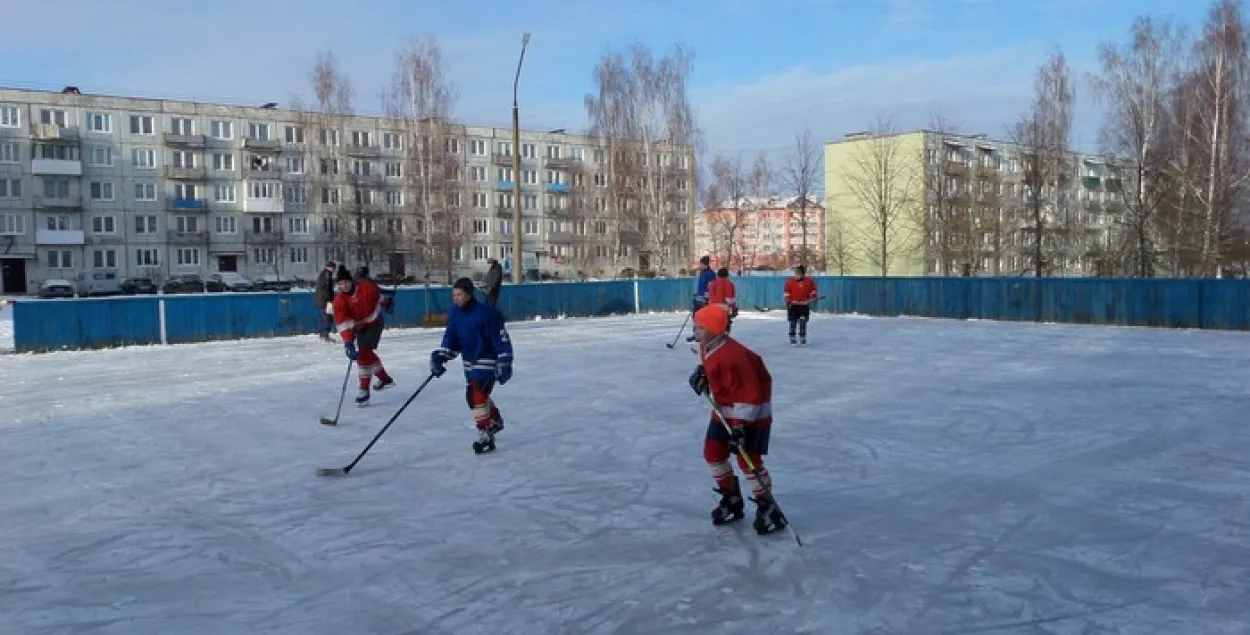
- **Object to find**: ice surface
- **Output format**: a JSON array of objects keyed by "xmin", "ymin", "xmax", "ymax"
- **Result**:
[{"xmin": 2, "ymin": 311, "xmax": 1250, "ymax": 634}]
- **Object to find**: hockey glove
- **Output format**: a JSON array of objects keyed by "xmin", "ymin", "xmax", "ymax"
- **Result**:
[
  {"xmin": 495, "ymin": 360, "xmax": 512, "ymax": 385},
  {"xmin": 343, "ymin": 341, "xmax": 358, "ymax": 361},
  {"xmin": 727, "ymin": 424, "xmax": 745, "ymax": 451},
  {"xmin": 688, "ymin": 364, "xmax": 708, "ymax": 396},
  {"xmin": 429, "ymin": 351, "xmax": 448, "ymax": 378}
]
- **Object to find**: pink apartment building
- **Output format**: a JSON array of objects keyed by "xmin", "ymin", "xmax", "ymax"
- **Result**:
[{"xmin": 694, "ymin": 195, "xmax": 825, "ymax": 272}]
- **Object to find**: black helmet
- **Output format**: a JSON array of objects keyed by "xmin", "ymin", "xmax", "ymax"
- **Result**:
[{"xmin": 353, "ymin": 265, "xmax": 370, "ymax": 280}]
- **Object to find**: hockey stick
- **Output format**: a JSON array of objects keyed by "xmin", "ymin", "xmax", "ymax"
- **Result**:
[
  {"xmin": 316, "ymin": 372, "xmax": 436, "ymax": 477},
  {"xmin": 665, "ymin": 310, "xmax": 693, "ymax": 349},
  {"xmin": 704, "ymin": 391, "xmax": 803, "ymax": 547},
  {"xmin": 319, "ymin": 360, "xmax": 355, "ymax": 426},
  {"xmin": 754, "ymin": 295, "xmax": 826, "ymax": 313}
]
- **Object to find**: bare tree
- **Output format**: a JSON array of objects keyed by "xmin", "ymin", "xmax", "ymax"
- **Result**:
[
  {"xmin": 781, "ymin": 128, "xmax": 822, "ymax": 269},
  {"xmin": 1091, "ymin": 17, "xmax": 1186, "ymax": 277},
  {"xmin": 922, "ymin": 114, "xmax": 974, "ymax": 275},
  {"xmin": 825, "ymin": 220, "xmax": 854, "ymax": 275},
  {"xmin": 1012, "ymin": 51, "xmax": 1075, "ymax": 277},
  {"xmin": 383, "ymin": 35, "xmax": 461, "ymax": 283},
  {"xmin": 841, "ymin": 119, "xmax": 923, "ymax": 276},
  {"xmin": 748, "ymin": 152, "xmax": 772, "ymax": 198},
  {"xmin": 705, "ymin": 154, "xmax": 751, "ymax": 268},
  {"xmin": 1168, "ymin": 0, "xmax": 1250, "ymax": 277},
  {"xmin": 291, "ymin": 50, "xmax": 356, "ymax": 274},
  {"xmin": 585, "ymin": 43, "xmax": 699, "ymax": 274}
]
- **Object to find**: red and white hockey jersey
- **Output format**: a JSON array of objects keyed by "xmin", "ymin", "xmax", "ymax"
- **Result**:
[
  {"xmin": 332, "ymin": 279, "xmax": 384, "ymax": 344},
  {"xmin": 701, "ymin": 336, "xmax": 773, "ymax": 429}
]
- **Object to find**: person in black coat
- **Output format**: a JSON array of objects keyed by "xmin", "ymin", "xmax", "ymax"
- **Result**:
[
  {"xmin": 314, "ymin": 261, "xmax": 337, "ymax": 341},
  {"xmin": 483, "ymin": 258, "xmax": 503, "ymax": 307}
]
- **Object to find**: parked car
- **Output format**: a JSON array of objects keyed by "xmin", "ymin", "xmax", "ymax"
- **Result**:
[
  {"xmin": 254, "ymin": 274, "xmax": 293, "ymax": 292},
  {"xmin": 161, "ymin": 274, "xmax": 205, "ymax": 294},
  {"xmin": 120, "ymin": 277, "xmax": 158, "ymax": 295},
  {"xmin": 74, "ymin": 270, "xmax": 123, "ymax": 296},
  {"xmin": 206, "ymin": 272, "xmax": 255, "ymax": 292},
  {"xmin": 37, "ymin": 279, "xmax": 75, "ymax": 298}
]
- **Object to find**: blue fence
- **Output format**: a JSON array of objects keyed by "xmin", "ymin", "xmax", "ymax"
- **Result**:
[{"xmin": 10, "ymin": 276, "xmax": 1250, "ymax": 353}]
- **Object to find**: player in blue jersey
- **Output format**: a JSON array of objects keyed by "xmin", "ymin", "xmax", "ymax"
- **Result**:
[
  {"xmin": 686, "ymin": 255, "xmax": 718, "ymax": 342},
  {"xmin": 429, "ymin": 277, "xmax": 515, "ymax": 454}
]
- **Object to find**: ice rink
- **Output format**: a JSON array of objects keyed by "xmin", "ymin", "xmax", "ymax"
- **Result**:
[{"xmin": 1, "ymin": 310, "xmax": 1248, "ymax": 634}]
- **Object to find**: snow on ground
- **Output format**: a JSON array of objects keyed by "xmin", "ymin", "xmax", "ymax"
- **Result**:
[{"xmin": 2, "ymin": 312, "xmax": 1250, "ymax": 634}]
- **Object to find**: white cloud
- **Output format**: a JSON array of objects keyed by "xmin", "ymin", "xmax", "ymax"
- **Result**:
[{"xmin": 690, "ymin": 45, "xmax": 1105, "ymax": 165}]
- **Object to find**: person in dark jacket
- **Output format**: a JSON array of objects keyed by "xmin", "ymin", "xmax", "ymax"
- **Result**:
[
  {"xmin": 314, "ymin": 261, "xmax": 337, "ymax": 341},
  {"xmin": 482, "ymin": 258, "xmax": 503, "ymax": 307}
]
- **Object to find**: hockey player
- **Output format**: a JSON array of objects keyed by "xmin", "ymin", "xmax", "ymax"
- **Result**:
[
  {"xmin": 429, "ymin": 277, "xmax": 514, "ymax": 454},
  {"xmin": 686, "ymin": 256, "xmax": 718, "ymax": 342},
  {"xmin": 783, "ymin": 265, "xmax": 819, "ymax": 345},
  {"xmin": 687, "ymin": 305, "xmax": 788, "ymax": 536},
  {"xmin": 332, "ymin": 265, "xmax": 395, "ymax": 405},
  {"xmin": 706, "ymin": 267, "xmax": 738, "ymax": 333}
]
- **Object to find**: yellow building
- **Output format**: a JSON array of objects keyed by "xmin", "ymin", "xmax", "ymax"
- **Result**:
[
  {"xmin": 823, "ymin": 130, "xmax": 927, "ymax": 276},
  {"xmin": 825, "ymin": 129, "xmax": 1125, "ymax": 278}
]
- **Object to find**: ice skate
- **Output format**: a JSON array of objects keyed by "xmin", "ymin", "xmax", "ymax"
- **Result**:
[
  {"xmin": 711, "ymin": 487, "xmax": 745, "ymax": 525},
  {"xmin": 752, "ymin": 496, "xmax": 788, "ymax": 535},
  {"xmin": 472, "ymin": 426, "xmax": 497, "ymax": 454},
  {"xmin": 373, "ymin": 376, "xmax": 395, "ymax": 391},
  {"xmin": 354, "ymin": 388, "xmax": 370, "ymax": 406}
]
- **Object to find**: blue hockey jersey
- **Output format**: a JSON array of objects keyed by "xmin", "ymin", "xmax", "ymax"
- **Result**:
[
  {"xmin": 694, "ymin": 267, "xmax": 717, "ymax": 303},
  {"xmin": 436, "ymin": 299, "xmax": 514, "ymax": 381}
]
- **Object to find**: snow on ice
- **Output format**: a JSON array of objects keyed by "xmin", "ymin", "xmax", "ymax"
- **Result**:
[{"xmin": 1, "ymin": 311, "xmax": 1249, "ymax": 634}]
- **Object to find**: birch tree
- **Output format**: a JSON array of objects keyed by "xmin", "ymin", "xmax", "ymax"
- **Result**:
[
  {"xmin": 585, "ymin": 43, "xmax": 699, "ymax": 273},
  {"xmin": 706, "ymin": 154, "xmax": 750, "ymax": 268},
  {"xmin": 781, "ymin": 129, "xmax": 822, "ymax": 268},
  {"xmin": 383, "ymin": 35, "xmax": 461, "ymax": 283},
  {"xmin": 1012, "ymin": 52, "xmax": 1075, "ymax": 277},
  {"xmin": 1092, "ymin": 17, "xmax": 1186, "ymax": 277}
]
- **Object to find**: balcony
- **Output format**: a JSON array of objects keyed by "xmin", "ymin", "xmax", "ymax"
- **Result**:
[
  {"xmin": 545, "ymin": 183, "xmax": 571, "ymax": 194},
  {"xmin": 348, "ymin": 172, "xmax": 383, "ymax": 186},
  {"xmin": 492, "ymin": 153, "xmax": 516, "ymax": 167},
  {"xmin": 976, "ymin": 164, "xmax": 998, "ymax": 179},
  {"xmin": 243, "ymin": 198, "xmax": 284, "ymax": 214},
  {"xmin": 944, "ymin": 161, "xmax": 968, "ymax": 175},
  {"xmin": 547, "ymin": 231, "xmax": 575, "ymax": 244},
  {"xmin": 243, "ymin": 138, "xmax": 281, "ymax": 152},
  {"xmin": 32, "ymin": 158, "xmax": 83, "ymax": 176},
  {"xmin": 494, "ymin": 180, "xmax": 517, "ymax": 192},
  {"xmin": 33, "ymin": 195, "xmax": 83, "ymax": 210},
  {"xmin": 244, "ymin": 230, "xmax": 285, "ymax": 244},
  {"xmin": 35, "ymin": 229, "xmax": 85, "ymax": 245},
  {"xmin": 29, "ymin": 123, "xmax": 79, "ymax": 142},
  {"xmin": 164, "ymin": 165, "xmax": 208, "ymax": 180},
  {"xmin": 345, "ymin": 144, "xmax": 381, "ymax": 158},
  {"xmin": 164, "ymin": 133, "xmax": 207, "ymax": 148},
  {"xmin": 544, "ymin": 156, "xmax": 579, "ymax": 170},
  {"xmin": 170, "ymin": 198, "xmax": 208, "ymax": 212},
  {"xmin": 167, "ymin": 230, "xmax": 208, "ymax": 244},
  {"xmin": 245, "ymin": 162, "xmax": 284, "ymax": 177}
]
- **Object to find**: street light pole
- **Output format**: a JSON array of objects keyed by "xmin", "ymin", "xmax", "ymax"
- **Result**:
[{"xmin": 511, "ymin": 32, "xmax": 530, "ymax": 284}]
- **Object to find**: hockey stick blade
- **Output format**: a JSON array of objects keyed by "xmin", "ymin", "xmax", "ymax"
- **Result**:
[
  {"xmin": 318, "ymin": 416, "xmax": 338, "ymax": 426},
  {"xmin": 315, "ymin": 466, "xmax": 349, "ymax": 477}
]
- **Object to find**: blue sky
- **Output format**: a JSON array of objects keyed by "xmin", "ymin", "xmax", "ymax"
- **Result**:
[{"xmin": 2, "ymin": 0, "xmax": 1213, "ymax": 165}]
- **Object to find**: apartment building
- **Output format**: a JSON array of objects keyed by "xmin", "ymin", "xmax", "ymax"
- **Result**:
[
  {"xmin": 694, "ymin": 195, "xmax": 826, "ymax": 272},
  {"xmin": 824, "ymin": 129, "xmax": 1125, "ymax": 277},
  {"xmin": 0, "ymin": 86, "xmax": 695, "ymax": 294}
]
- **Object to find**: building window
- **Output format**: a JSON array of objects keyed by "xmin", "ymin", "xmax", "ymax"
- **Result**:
[
  {"xmin": 473, "ymin": 245, "xmax": 490, "ymax": 260},
  {"xmin": 135, "ymin": 248, "xmax": 159, "ymax": 266},
  {"xmin": 211, "ymin": 120, "xmax": 232, "ymax": 139},
  {"xmin": 135, "ymin": 215, "xmax": 157, "ymax": 234},
  {"xmin": 46, "ymin": 250, "xmax": 73, "ymax": 268},
  {"xmin": 216, "ymin": 216, "xmax": 237, "ymax": 234},
  {"xmin": 0, "ymin": 214, "xmax": 25, "ymax": 234},
  {"xmin": 89, "ymin": 182, "xmax": 114, "ymax": 201},
  {"xmin": 86, "ymin": 113, "xmax": 111, "ymax": 133},
  {"xmin": 0, "ymin": 106, "xmax": 18, "ymax": 127},
  {"xmin": 91, "ymin": 216, "xmax": 116, "ymax": 233},
  {"xmin": 176, "ymin": 248, "xmax": 201, "ymax": 267},
  {"xmin": 289, "ymin": 247, "xmax": 309, "ymax": 264},
  {"xmin": 93, "ymin": 249, "xmax": 118, "ymax": 269},
  {"xmin": 0, "ymin": 179, "xmax": 20, "ymax": 199},
  {"xmin": 130, "ymin": 115, "xmax": 154, "ymax": 135}
]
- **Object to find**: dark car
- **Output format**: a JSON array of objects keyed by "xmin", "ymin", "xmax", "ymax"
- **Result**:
[
  {"xmin": 205, "ymin": 273, "xmax": 255, "ymax": 293},
  {"xmin": 120, "ymin": 277, "xmax": 158, "ymax": 295},
  {"xmin": 253, "ymin": 274, "xmax": 293, "ymax": 292},
  {"xmin": 161, "ymin": 274, "xmax": 205, "ymax": 294}
]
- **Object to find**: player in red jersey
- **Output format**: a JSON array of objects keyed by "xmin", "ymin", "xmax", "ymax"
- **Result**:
[
  {"xmin": 705, "ymin": 267, "xmax": 737, "ymax": 332},
  {"xmin": 332, "ymin": 265, "xmax": 395, "ymax": 405},
  {"xmin": 782, "ymin": 265, "xmax": 818, "ymax": 345},
  {"xmin": 687, "ymin": 305, "xmax": 788, "ymax": 536}
]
